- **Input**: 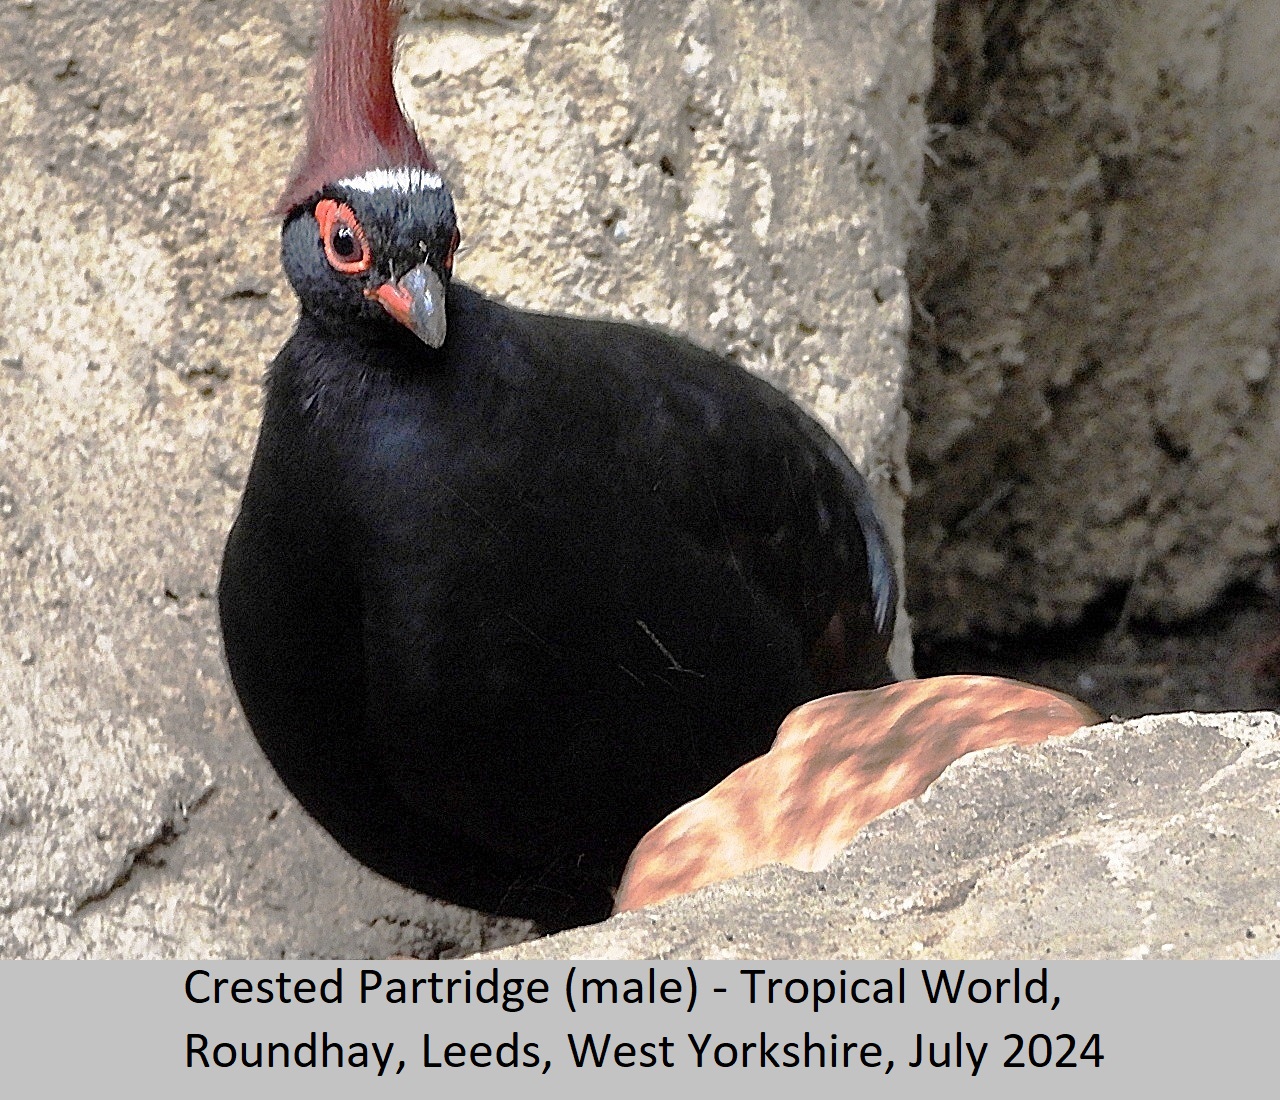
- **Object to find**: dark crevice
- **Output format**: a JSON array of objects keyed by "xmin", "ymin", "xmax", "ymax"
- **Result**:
[
  {"xmin": 914, "ymin": 874, "xmax": 981, "ymax": 916},
  {"xmin": 915, "ymin": 583, "xmax": 1280, "ymax": 719},
  {"xmin": 929, "ymin": 0, "xmax": 1039, "ymax": 126},
  {"xmin": 70, "ymin": 785, "xmax": 217, "ymax": 917}
]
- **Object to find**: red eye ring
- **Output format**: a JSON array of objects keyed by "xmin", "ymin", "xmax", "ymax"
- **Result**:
[{"xmin": 316, "ymin": 199, "xmax": 372, "ymax": 275}]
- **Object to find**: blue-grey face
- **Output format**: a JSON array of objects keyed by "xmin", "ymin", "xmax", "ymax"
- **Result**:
[{"xmin": 281, "ymin": 166, "xmax": 460, "ymax": 348}]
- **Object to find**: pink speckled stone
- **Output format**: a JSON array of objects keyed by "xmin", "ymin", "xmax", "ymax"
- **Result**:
[{"xmin": 614, "ymin": 675, "xmax": 1098, "ymax": 913}]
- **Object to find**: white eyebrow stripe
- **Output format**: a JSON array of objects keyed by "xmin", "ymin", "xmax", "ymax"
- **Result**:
[{"xmin": 338, "ymin": 167, "xmax": 445, "ymax": 193}]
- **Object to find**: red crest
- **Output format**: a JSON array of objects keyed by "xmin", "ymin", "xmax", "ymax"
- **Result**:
[{"xmin": 276, "ymin": 0, "xmax": 437, "ymax": 216}]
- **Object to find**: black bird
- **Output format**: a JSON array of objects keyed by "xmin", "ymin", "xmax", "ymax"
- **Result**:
[{"xmin": 219, "ymin": 0, "xmax": 897, "ymax": 930}]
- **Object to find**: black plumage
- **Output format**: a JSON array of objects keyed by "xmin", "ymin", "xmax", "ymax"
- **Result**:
[{"xmin": 219, "ymin": 0, "xmax": 897, "ymax": 930}]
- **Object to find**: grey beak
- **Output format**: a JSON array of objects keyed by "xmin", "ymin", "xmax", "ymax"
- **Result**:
[
  {"xmin": 400, "ymin": 263, "xmax": 447, "ymax": 349},
  {"xmin": 368, "ymin": 262, "xmax": 448, "ymax": 349}
]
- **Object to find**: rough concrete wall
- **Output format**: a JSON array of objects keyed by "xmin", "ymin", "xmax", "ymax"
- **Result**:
[
  {"xmin": 909, "ymin": 0, "xmax": 1280, "ymax": 639},
  {"xmin": 0, "ymin": 0, "xmax": 931, "ymax": 957}
]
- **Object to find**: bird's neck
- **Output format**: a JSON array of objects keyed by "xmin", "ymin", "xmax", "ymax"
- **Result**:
[{"xmin": 302, "ymin": 305, "xmax": 440, "ymax": 359}]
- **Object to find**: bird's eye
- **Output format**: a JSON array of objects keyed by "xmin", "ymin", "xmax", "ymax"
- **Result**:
[
  {"xmin": 332, "ymin": 225, "xmax": 358, "ymax": 257},
  {"xmin": 315, "ymin": 199, "xmax": 372, "ymax": 275}
]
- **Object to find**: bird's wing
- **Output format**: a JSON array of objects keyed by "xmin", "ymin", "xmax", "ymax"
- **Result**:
[
  {"xmin": 519, "ymin": 307, "xmax": 898, "ymax": 690},
  {"xmin": 632, "ymin": 352, "xmax": 898, "ymax": 692}
]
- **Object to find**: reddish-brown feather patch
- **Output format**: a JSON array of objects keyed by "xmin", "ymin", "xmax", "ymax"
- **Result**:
[{"xmin": 277, "ymin": 0, "xmax": 437, "ymax": 216}]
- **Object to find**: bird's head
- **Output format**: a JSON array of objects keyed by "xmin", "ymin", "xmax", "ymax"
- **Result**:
[
  {"xmin": 276, "ymin": 0, "xmax": 458, "ymax": 349},
  {"xmin": 282, "ymin": 169, "xmax": 459, "ymax": 349}
]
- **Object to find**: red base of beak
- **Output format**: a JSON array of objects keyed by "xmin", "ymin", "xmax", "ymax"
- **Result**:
[{"xmin": 366, "ymin": 282, "xmax": 416, "ymax": 328}]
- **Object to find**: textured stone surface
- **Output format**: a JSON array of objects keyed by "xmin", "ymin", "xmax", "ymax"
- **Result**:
[
  {"xmin": 499, "ymin": 711, "xmax": 1280, "ymax": 959},
  {"xmin": 616, "ymin": 675, "xmax": 1096, "ymax": 912},
  {"xmin": 909, "ymin": 0, "xmax": 1280, "ymax": 639},
  {"xmin": 0, "ymin": 0, "xmax": 930, "ymax": 957}
]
